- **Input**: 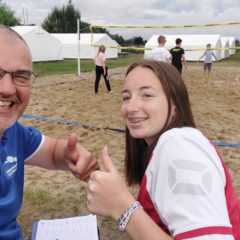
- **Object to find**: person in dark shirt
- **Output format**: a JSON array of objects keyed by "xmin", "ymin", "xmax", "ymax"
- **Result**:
[{"xmin": 170, "ymin": 38, "xmax": 187, "ymax": 74}]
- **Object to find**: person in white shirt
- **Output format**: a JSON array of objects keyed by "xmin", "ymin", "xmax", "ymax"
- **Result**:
[
  {"xmin": 147, "ymin": 35, "xmax": 171, "ymax": 63},
  {"xmin": 87, "ymin": 60, "xmax": 240, "ymax": 240}
]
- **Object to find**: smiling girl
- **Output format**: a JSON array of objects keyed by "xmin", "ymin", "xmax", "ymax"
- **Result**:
[{"xmin": 87, "ymin": 60, "xmax": 240, "ymax": 240}]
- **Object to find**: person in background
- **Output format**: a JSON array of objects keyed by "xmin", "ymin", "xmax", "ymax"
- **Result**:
[
  {"xmin": 170, "ymin": 38, "xmax": 187, "ymax": 74},
  {"xmin": 198, "ymin": 43, "xmax": 218, "ymax": 79},
  {"xmin": 0, "ymin": 25, "xmax": 99, "ymax": 240},
  {"xmin": 87, "ymin": 60, "xmax": 240, "ymax": 240},
  {"xmin": 147, "ymin": 35, "xmax": 171, "ymax": 63},
  {"xmin": 94, "ymin": 45, "xmax": 112, "ymax": 93}
]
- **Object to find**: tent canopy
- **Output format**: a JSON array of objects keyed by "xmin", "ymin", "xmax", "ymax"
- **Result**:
[
  {"xmin": 220, "ymin": 37, "xmax": 230, "ymax": 59},
  {"xmin": 228, "ymin": 37, "xmax": 236, "ymax": 55},
  {"xmin": 52, "ymin": 33, "xmax": 119, "ymax": 59},
  {"xmin": 12, "ymin": 25, "xmax": 63, "ymax": 62}
]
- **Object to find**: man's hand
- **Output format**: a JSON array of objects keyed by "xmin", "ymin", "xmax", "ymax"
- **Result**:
[{"xmin": 65, "ymin": 133, "xmax": 99, "ymax": 182}]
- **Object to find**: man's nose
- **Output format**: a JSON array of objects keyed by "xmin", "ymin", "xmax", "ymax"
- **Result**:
[{"xmin": 0, "ymin": 74, "xmax": 17, "ymax": 95}]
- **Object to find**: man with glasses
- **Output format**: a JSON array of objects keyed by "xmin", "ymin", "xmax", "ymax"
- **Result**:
[
  {"xmin": 0, "ymin": 25, "xmax": 98, "ymax": 240},
  {"xmin": 0, "ymin": 69, "xmax": 37, "ymax": 87}
]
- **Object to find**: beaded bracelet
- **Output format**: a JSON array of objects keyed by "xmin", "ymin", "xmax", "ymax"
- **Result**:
[{"xmin": 118, "ymin": 201, "xmax": 143, "ymax": 232}]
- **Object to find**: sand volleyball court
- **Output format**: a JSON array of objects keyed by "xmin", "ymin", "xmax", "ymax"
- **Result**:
[{"xmin": 19, "ymin": 65, "xmax": 240, "ymax": 240}]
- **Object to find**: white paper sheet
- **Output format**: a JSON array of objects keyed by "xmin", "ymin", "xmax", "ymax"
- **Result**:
[{"xmin": 33, "ymin": 214, "xmax": 98, "ymax": 240}]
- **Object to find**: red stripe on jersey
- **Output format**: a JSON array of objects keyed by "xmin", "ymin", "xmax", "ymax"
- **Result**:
[
  {"xmin": 174, "ymin": 226, "xmax": 233, "ymax": 240},
  {"xmin": 212, "ymin": 144, "xmax": 240, "ymax": 239}
]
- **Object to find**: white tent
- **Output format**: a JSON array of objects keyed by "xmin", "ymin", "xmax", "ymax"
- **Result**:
[
  {"xmin": 11, "ymin": 25, "xmax": 63, "ymax": 62},
  {"xmin": 220, "ymin": 37, "xmax": 230, "ymax": 59},
  {"xmin": 52, "ymin": 33, "xmax": 119, "ymax": 59},
  {"xmin": 145, "ymin": 34, "xmax": 222, "ymax": 61},
  {"xmin": 228, "ymin": 37, "xmax": 236, "ymax": 55}
]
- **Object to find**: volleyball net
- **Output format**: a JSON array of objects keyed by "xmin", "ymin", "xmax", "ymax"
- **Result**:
[{"xmin": 89, "ymin": 22, "xmax": 240, "ymax": 53}]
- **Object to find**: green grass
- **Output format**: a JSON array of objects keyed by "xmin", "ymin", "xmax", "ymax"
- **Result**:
[
  {"xmin": 33, "ymin": 60, "xmax": 79, "ymax": 77},
  {"xmin": 33, "ymin": 52, "xmax": 240, "ymax": 77},
  {"xmin": 217, "ymin": 51, "xmax": 240, "ymax": 67},
  {"xmin": 33, "ymin": 53, "xmax": 143, "ymax": 77}
]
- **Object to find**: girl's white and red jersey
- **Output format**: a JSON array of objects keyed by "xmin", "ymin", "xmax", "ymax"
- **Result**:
[{"xmin": 137, "ymin": 127, "xmax": 240, "ymax": 239}]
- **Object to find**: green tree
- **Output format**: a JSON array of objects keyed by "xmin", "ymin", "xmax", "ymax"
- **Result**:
[
  {"xmin": 41, "ymin": 2, "xmax": 135, "ymax": 47},
  {"xmin": 133, "ymin": 36, "xmax": 146, "ymax": 46},
  {"xmin": 109, "ymin": 34, "xmax": 125, "ymax": 46},
  {"xmin": 0, "ymin": 1, "xmax": 20, "ymax": 26},
  {"xmin": 42, "ymin": 2, "xmax": 80, "ymax": 33}
]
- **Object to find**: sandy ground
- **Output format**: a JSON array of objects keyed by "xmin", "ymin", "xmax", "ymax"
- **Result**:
[{"xmin": 18, "ymin": 65, "xmax": 240, "ymax": 239}]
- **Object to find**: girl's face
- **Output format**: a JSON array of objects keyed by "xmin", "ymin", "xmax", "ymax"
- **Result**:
[{"xmin": 121, "ymin": 66, "xmax": 176, "ymax": 145}]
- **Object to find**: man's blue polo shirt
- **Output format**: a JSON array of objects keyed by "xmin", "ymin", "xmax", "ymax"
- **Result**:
[{"xmin": 0, "ymin": 121, "xmax": 42, "ymax": 239}]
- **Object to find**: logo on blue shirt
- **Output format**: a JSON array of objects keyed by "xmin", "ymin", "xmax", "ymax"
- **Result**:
[{"xmin": 0, "ymin": 156, "xmax": 18, "ymax": 196}]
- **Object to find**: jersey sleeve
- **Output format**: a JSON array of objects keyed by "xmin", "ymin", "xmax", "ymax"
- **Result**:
[
  {"xmin": 17, "ymin": 122, "xmax": 43, "ymax": 160},
  {"xmin": 147, "ymin": 130, "xmax": 234, "ymax": 239}
]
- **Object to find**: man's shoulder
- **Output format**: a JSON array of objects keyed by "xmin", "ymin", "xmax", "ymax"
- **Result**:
[
  {"xmin": 6, "ymin": 121, "xmax": 41, "ymax": 138},
  {"xmin": 11, "ymin": 121, "xmax": 31, "ymax": 131},
  {"xmin": 5, "ymin": 121, "xmax": 22, "ymax": 134},
  {"xmin": 170, "ymin": 47, "xmax": 184, "ymax": 51},
  {"xmin": 152, "ymin": 46, "xmax": 161, "ymax": 51}
]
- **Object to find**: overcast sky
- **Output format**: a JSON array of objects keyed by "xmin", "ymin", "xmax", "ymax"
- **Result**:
[{"xmin": 4, "ymin": 0, "xmax": 240, "ymax": 38}]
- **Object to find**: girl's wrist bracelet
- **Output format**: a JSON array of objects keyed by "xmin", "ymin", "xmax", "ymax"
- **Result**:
[{"xmin": 118, "ymin": 201, "xmax": 143, "ymax": 232}]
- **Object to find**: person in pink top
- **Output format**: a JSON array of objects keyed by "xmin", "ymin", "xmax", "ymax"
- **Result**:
[{"xmin": 94, "ymin": 45, "xmax": 112, "ymax": 93}]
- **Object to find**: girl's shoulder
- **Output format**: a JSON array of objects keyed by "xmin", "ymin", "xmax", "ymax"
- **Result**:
[{"xmin": 157, "ymin": 127, "xmax": 201, "ymax": 145}]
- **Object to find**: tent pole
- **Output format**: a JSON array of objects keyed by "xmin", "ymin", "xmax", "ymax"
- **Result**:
[{"xmin": 77, "ymin": 18, "xmax": 81, "ymax": 77}]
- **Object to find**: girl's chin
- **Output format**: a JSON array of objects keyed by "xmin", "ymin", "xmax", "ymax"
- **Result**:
[{"xmin": 129, "ymin": 130, "xmax": 146, "ymax": 139}]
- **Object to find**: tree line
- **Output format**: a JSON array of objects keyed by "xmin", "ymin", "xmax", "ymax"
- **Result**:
[{"xmin": 0, "ymin": 1, "xmax": 146, "ymax": 47}]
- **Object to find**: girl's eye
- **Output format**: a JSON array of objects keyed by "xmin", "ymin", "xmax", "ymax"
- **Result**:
[
  {"xmin": 122, "ymin": 96, "xmax": 130, "ymax": 101},
  {"xmin": 142, "ymin": 93, "xmax": 152, "ymax": 98}
]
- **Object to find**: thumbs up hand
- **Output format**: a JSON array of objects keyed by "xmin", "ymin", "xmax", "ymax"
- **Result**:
[
  {"xmin": 101, "ymin": 145, "xmax": 117, "ymax": 173},
  {"xmin": 87, "ymin": 146, "xmax": 135, "ymax": 220},
  {"xmin": 65, "ymin": 133, "xmax": 98, "ymax": 182}
]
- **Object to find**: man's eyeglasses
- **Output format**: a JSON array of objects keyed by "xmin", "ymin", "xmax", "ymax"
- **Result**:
[{"xmin": 0, "ymin": 69, "xmax": 37, "ymax": 87}]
